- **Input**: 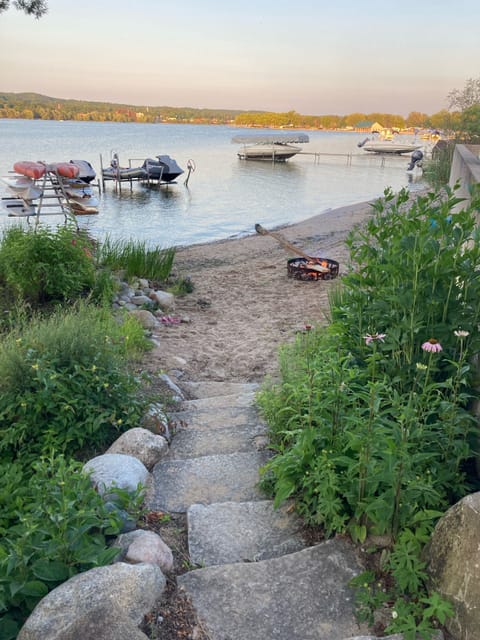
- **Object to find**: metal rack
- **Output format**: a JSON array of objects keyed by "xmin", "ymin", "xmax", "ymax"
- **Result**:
[{"xmin": 2, "ymin": 169, "xmax": 81, "ymax": 229}]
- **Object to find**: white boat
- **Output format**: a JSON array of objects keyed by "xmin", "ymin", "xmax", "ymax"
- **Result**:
[
  {"xmin": 232, "ymin": 133, "xmax": 309, "ymax": 161},
  {"xmin": 361, "ymin": 140, "xmax": 423, "ymax": 155},
  {"xmin": 358, "ymin": 129, "xmax": 423, "ymax": 155}
]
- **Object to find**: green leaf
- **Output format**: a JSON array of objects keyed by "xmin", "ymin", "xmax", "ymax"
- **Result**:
[
  {"xmin": 95, "ymin": 547, "xmax": 121, "ymax": 566},
  {"xmin": 0, "ymin": 616, "xmax": 19, "ymax": 640},
  {"xmin": 349, "ymin": 522, "xmax": 367, "ymax": 544},
  {"xmin": 32, "ymin": 559, "xmax": 70, "ymax": 582},
  {"xmin": 18, "ymin": 580, "xmax": 48, "ymax": 597},
  {"xmin": 273, "ymin": 480, "xmax": 296, "ymax": 507}
]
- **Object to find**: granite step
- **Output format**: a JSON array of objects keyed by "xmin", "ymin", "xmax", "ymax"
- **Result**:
[
  {"xmin": 187, "ymin": 500, "xmax": 308, "ymax": 566},
  {"xmin": 177, "ymin": 538, "xmax": 369, "ymax": 640},
  {"xmin": 181, "ymin": 381, "xmax": 259, "ymax": 399},
  {"xmin": 145, "ymin": 451, "xmax": 270, "ymax": 513},
  {"xmin": 168, "ymin": 423, "xmax": 268, "ymax": 459},
  {"xmin": 179, "ymin": 391, "xmax": 258, "ymax": 410},
  {"xmin": 169, "ymin": 404, "xmax": 261, "ymax": 431}
]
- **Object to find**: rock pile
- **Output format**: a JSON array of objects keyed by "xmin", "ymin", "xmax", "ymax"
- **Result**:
[{"xmin": 112, "ymin": 278, "xmax": 185, "ymax": 332}]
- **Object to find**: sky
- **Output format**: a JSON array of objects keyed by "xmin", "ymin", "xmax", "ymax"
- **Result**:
[{"xmin": 0, "ymin": 0, "xmax": 479, "ymax": 116}]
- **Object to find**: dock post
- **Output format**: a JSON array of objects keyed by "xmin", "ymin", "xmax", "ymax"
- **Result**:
[{"xmin": 99, "ymin": 153, "xmax": 105, "ymax": 192}]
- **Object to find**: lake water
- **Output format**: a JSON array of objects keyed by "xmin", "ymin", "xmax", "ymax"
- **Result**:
[{"xmin": 0, "ymin": 119, "xmax": 426, "ymax": 248}]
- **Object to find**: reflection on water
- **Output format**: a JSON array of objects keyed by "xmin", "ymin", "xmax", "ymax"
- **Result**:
[{"xmin": 0, "ymin": 120, "xmax": 427, "ymax": 248}]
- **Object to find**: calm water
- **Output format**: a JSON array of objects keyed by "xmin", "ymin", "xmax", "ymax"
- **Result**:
[{"xmin": 0, "ymin": 119, "xmax": 426, "ymax": 248}]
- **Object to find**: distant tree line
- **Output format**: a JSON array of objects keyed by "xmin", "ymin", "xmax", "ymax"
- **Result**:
[
  {"xmin": 0, "ymin": 93, "xmax": 244, "ymax": 124},
  {"xmin": 1, "ymin": 78, "xmax": 479, "ymax": 142}
]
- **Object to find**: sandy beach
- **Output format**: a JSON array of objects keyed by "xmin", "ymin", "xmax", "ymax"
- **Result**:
[{"xmin": 146, "ymin": 199, "xmax": 377, "ymax": 385}]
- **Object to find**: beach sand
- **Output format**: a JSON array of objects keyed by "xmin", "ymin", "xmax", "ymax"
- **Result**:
[{"xmin": 145, "ymin": 199, "xmax": 376, "ymax": 385}]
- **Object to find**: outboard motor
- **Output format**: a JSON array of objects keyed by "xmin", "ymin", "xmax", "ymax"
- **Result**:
[
  {"xmin": 357, "ymin": 137, "xmax": 369, "ymax": 148},
  {"xmin": 407, "ymin": 149, "xmax": 423, "ymax": 171}
]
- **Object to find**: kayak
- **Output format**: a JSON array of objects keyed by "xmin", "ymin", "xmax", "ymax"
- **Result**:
[
  {"xmin": 13, "ymin": 161, "xmax": 80, "ymax": 180},
  {"xmin": 13, "ymin": 161, "xmax": 46, "ymax": 180},
  {"xmin": 47, "ymin": 162, "xmax": 80, "ymax": 178}
]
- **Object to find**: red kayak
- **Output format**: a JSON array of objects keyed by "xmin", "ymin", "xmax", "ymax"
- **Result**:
[
  {"xmin": 47, "ymin": 162, "xmax": 80, "ymax": 178},
  {"xmin": 13, "ymin": 161, "xmax": 80, "ymax": 180},
  {"xmin": 13, "ymin": 161, "xmax": 46, "ymax": 180}
]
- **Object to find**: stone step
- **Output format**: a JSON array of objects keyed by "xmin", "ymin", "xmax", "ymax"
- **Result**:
[
  {"xmin": 145, "ymin": 451, "xmax": 270, "ymax": 513},
  {"xmin": 169, "ymin": 404, "xmax": 261, "ymax": 431},
  {"xmin": 187, "ymin": 500, "xmax": 308, "ymax": 566},
  {"xmin": 181, "ymin": 381, "xmax": 259, "ymax": 399},
  {"xmin": 168, "ymin": 423, "xmax": 268, "ymax": 459},
  {"xmin": 179, "ymin": 391, "xmax": 258, "ymax": 411},
  {"xmin": 177, "ymin": 538, "xmax": 369, "ymax": 640}
]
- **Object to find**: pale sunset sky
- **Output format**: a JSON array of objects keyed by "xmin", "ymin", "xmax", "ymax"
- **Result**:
[{"xmin": 0, "ymin": 0, "xmax": 478, "ymax": 116}]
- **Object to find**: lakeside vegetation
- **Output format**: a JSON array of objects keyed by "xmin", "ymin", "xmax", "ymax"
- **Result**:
[
  {"xmin": 0, "ymin": 226, "xmax": 177, "ymax": 638},
  {"xmin": 258, "ymin": 185, "xmax": 480, "ymax": 637}
]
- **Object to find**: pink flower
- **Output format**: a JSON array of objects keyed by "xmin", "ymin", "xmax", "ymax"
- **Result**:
[
  {"xmin": 421, "ymin": 338, "xmax": 443, "ymax": 353},
  {"xmin": 364, "ymin": 333, "xmax": 386, "ymax": 345}
]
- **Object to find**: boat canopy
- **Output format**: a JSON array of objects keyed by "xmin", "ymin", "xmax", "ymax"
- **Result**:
[{"xmin": 232, "ymin": 133, "xmax": 309, "ymax": 145}]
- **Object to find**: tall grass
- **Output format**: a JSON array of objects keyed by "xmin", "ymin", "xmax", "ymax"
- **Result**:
[{"xmin": 97, "ymin": 236, "xmax": 176, "ymax": 281}]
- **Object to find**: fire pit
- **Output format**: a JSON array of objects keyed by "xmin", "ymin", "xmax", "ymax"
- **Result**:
[{"xmin": 287, "ymin": 257, "xmax": 339, "ymax": 281}]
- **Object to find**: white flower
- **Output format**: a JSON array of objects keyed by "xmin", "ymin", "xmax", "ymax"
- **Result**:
[
  {"xmin": 454, "ymin": 330, "xmax": 470, "ymax": 338},
  {"xmin": 364, "ymin": 332, "xmax": 386, "ymax": 345}
]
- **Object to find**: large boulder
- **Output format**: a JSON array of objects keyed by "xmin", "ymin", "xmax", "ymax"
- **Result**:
[
  {"xmin": 83, "ymin": 453, "xmax": 149, "ymax": 497},
  {"xmin": 426, "ymin": 491, "xmax": 480, "ymax": 639},
  {"xmin": 20, "ymin": 603, "xmax": 149, "ymax": 640},
  {"xmin": 17, "ymin": 562, "xmax": 166, "ymax": 639},
  {"xmin": 106, "ymin": 428, "xmax": 169, "ymax": 470}
]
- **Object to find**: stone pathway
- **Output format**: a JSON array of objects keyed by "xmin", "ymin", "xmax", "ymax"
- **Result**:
[{"xmin": 145, "ymin": 381, "xmax": 373, "ymax": 640}]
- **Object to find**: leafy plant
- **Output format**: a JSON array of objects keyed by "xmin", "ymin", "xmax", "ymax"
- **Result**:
[
  {"xmin": 0, "ymin": 455, "xmax": 124, "ymax": 638},
  {"xmin": 0, "ymin": 225, "xmax": 96, "ymax": 305},
  {"xmin": 0, "ymin": 302, "xmax": 148, "ymax": 463},
  {"xmin": 257, "ymin": 185, "xmax": 480, "ymax": 635}
]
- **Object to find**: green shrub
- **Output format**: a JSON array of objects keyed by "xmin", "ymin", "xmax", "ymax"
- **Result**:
[
  {"xmin": 96, "ymin": 236, "xmax": 175, "ymax": 281},
  {"xmin": 0, "ymin": 302, "xmax": 148, "ymax": 463},
  {"xmin": 0, "ymin": 226, "xmax": 96, "ymax": 304},
  {"xmin": 257, "ymin": 185, "xmax": 480, "ymax": 635},
  {"xmin": 0, "ymin": 455, "xmax": 124, "ymax": 639}
]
